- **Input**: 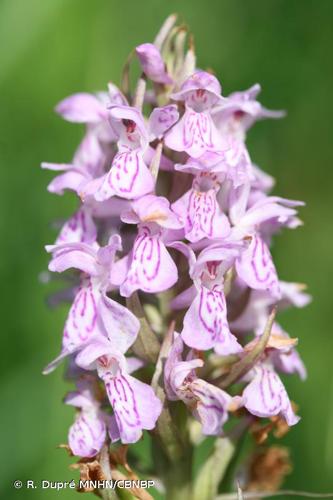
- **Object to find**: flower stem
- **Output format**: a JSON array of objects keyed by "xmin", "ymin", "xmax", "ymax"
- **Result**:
[{"xmin": 153, "ymin": 444, "xmax": 193, "ymax": 500}]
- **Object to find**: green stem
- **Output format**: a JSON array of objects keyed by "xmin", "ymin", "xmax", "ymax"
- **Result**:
[
  {"xmin": 164, "ymin": 452, "xmax": 193, "ymax": 500},
  {"xmin": 152, "ymin": 441, "xmax": 193, "ymax": 500}
]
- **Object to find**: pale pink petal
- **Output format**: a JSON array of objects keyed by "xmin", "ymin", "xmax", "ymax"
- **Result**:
[
  {"xmin": 272, "ymin": 348, "xmax": 307, "ymax": 381},
  {"xmin": 165, "ymin": 108, "xmax": 224, "ymax": 158},
  {"xmin": 75, "ymin": 336, "xmax": 116, "ymax": 371},
  {"xmin": 120, "ymin": 227, "xmax": 178, "ymax": 296},
  {"xmin": 96, "ymin": 234, "xmax": 122, "ymax": 269},
  {"xmin": 89, "ymin": 197, "xmax": 130, "ymax": 219},
  {"xmin": 136, "ymin": 43, "xmax": 173, "ymax": 84},
  {"xmin": 171, "ymin": 285, "xmax": 197, "ymax": 310},
  {"xmin": 170, "ymin": 359, "xmax": 203, "ymax": 396},
  {"xmin": 46, "ymin": 242, "xmax": 100, "ymax": 276},
  {"xmin": 242, "ymin": 366, "xmax": 300, "ymax": 426},
  {"xmin": 240, "ymin": 197, "xmax": 299, "ymax": 229},
  {"xmin": 79, "ymin": 175, "xmax": 106, "ymax": 200},
  {"xmin": 251, "ymin": 164, "xmax": 275, "ymax": 193},
  {"xmin": 62, "ymin": 278, "xmax": 103, "ymax": 352},
  {"xmin": 164, "ymin": 334, "xmax": 185, "ymax": 400},
  {"xmin": 47, "ymin": 170, "xmax": 87, "ymax": 195},
  {"xmin": 148, "ymin": 105, "xmax": 179, "ymax": 140},
  {"xmin": 55, "ymin": 93, "xmax": 107, "ymax": 123},
  {"xmin": 104, "ymin": 373, "xmax": 162, "ymax": 443},
  {"xmin": 110, "ymin": 255, "xmax": 129, "ymax": 287},
  {"xmin": 95, "ymin": 149, "xmax": 154, "ymax": 201},
  {"xmin": 75, "ymin": 339, "xmax": 161, "ymax": 444},
  {"xmin": 108, "ymin": 105, "xmax": 148, "ymax": 147},
  {"xmin": 128, "ymin": 194, "xmax": 183, "ymax": 229},
  {"xmin": 72, "ymin": 133, "xmax": 105, "ymax": 178},
  {"xmin": 108, "ymin": 82, "xmax": 128, "ymax": 106},
  {"xmin": 181, "ymin": 285, "xmax": 242, "ymax": 354},
  {"xmin": 196, "ymin": 242, "xmax": 244, "ymax": 275},
  {"xmin": 228, "ymin": 183, "xmax": 251, "ymax": 226},
  {"xmin": 191, "ymin": 379, "xmax": 232, "ymax": 435},
  {"xmin": 68, "ymin": 410, "xmax": 106, "ymax": 457},
  {"xmin": 171, "ymin": 71, "xmax": 224, "ymax": 105},
  {"xmin": 64, "ymin": 389, "xmax": 95, "ymax": 410},
  {"xmin": 164, "ymin": 333, "xmax": 232, "ymax": 435},
  {"xmin": 236, "ymin": 235, "xmax": 281, "ymax": 299},
  {"xmin": 126, "ymin": 357, "xmax": 146, "ymax": 374},
  {"xmin": 168, "ymin": 241, "xmax": 197, "ymax": 274},
  {"xmin": 56, "ymin": 209, "xmax": 97, "ymax": 245},
  {"xmin": 144, "ymin": 145, "xmax": 175, "ymax": 171},
  {"xmin": 172, "ymin": 183, "xmax": 230, "ymax": 242},
  {"xmin": 106, "ymin": 414, "xmax": 121, "ymax": 442},
  {"xmin": 212, "ymin": 83, "xmax": 285, "ymax": 131},
  {"xmin": 99, "ymin": 293, "xmax": 139, "ymax": 353},
  {"xmin": 279, "ymin": 281, "xmax": 312, "ymax": 309}
]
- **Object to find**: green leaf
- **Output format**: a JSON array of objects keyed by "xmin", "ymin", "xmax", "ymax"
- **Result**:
[{"xmin": 192, "ymin": 437, "xmax": 235, "ymax": 500}]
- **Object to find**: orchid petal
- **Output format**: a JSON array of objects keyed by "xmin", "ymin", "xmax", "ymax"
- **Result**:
[
  {"xmin": 120, "ymin": 226, "xmax": 178, "ymax": 296},
  {"xmin": 136, "ymin": 43, "xmax": 173, "ymax": 84},
  {"xmin": 181, "ymin": 285, "xmax": 242, "ymax": 354},
  {"xmin": 74, "ymin": 336, "xmax": 123, "ymax": 371},
  {"xmin": 242, "ymin": 366, "xmax": 300, "ymax": 426},
  {"xmin": 129, "ymin": 194, "xmax": 183, "ymax": 229},
  {"xmin": 68, "ymin": 410, "xmax": 106, "ymax": 457},
  {"xmin": 236, "ymin": 235, "xmax": 281, "ymax": 299},
  {"xmin": 148, "ymin": 105, "xmax": 179, "ymax": 140},
  {"xmin": 172, "ymin": 184, "xmax": 230, "ymax": 242},
  {"xmin": 99, "ymin": 293, "xmax": 139, "ymax": 353},
  {"xmin": 46, "ymin": 242, "xmax": 100, "ymax": 276},
  {"xmin": 56, "ymin": 209, "xmax": 97, "ymax": 245},
  {"xmin": 171, "ymin": 71, "xmax": 224, "ymax": 104},
  {"xmin": 104, "ymin": 372, "xmax": 162, "ymax": 443},
  {"xmin": 191, "ymin": 379, "xmax": 232, "ymax": 435},
  {"xmin": 171, "ymin": 285, "xmax": 197, "ymax": 310},
  {"xmin": 62, "ymin": 278, "xmax": 103, "ymax": 352},
  {"xmin": 165, "ymin": 108, "xmax": 224, "ymax": 158},
  {"xmin": 95, "ymin": 149, "xmax": 154, "ymax": 201},
  {"xmin": 47, "ymin": 170, "xmax": 87, "ymax": 195},
  {"xmin": 56, "ymin": 93, "xmax": 107, "ymax": 123}
]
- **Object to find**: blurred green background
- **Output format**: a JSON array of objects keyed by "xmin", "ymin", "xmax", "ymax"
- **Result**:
[{"xmin": 1, "ymin": 0, "xmax": 332, "ymax": 497}]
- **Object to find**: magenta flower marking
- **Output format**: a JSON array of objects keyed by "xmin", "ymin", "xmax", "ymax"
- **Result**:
[
  {"xmin": 165, "ymin": 108, "xmax": 224, "ymax": 159},
  {"xmin": 96, "ymin": 147, "xmax": 154, "ymax": 201},
  {"xmin": 172, "ymin": 172, "xmax": 230, "ymax": 242},
  {"xmin": 119, "ymin": 225, "xmax": 178, "ymax": 297}
]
